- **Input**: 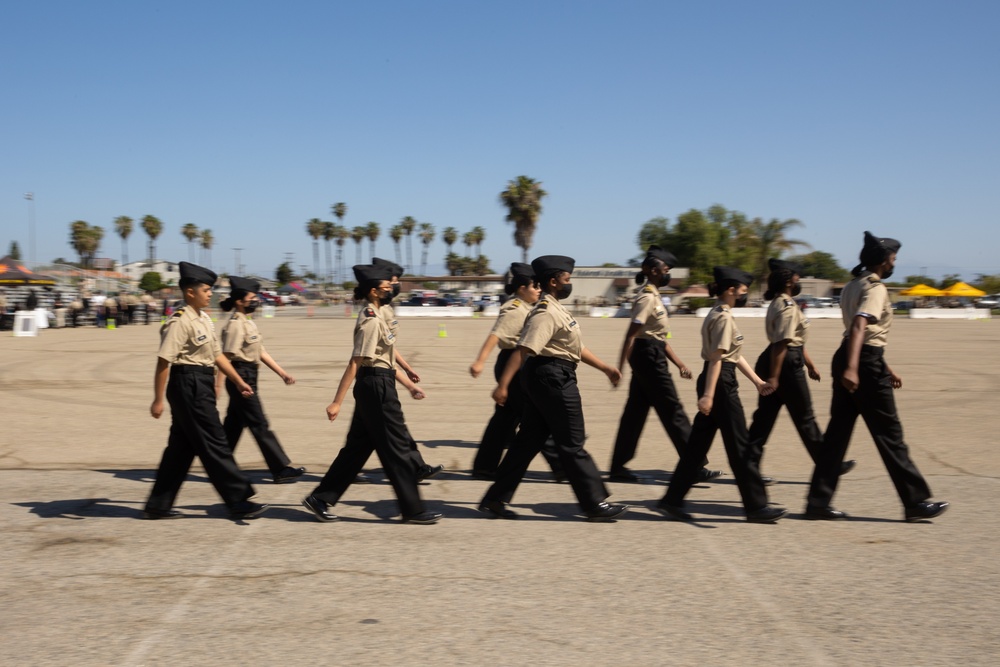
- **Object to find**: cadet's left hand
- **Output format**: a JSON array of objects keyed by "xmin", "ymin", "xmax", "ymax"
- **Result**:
[
  {"xmin": 409, "ymin": 385, "xmax": 426, "ymax": 400},
  {"xmin": 606, "ymin": 367, "xmax": 622, "ymax": 387},
  {"xmin": 758, "ymin": 381, "xmax": 776, "ymax": 396},
  {"xmin": 679, "ymin": 366, "xmax": 692, "ymax": 380},
  {"xmin": 406, "ymin": 369, "xmax": 420, "ymax": 383},
  {"xmin": 807, "ymin": 366, "xmax": 821, "ymax": 382},
  {"xmin": 237, "ymin": 380, "xmax": 254, "ymax": 397},
  {"xmin": 282, "ymin": 374, "xmax": 296, "ymax": 385},
  {"xmin": 889, "ymin": 370, "xmax": 902, "ymax": 389}
]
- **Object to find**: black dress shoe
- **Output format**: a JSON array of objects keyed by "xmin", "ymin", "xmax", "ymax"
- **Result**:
[
  {"xmin": 403, "ymin": 511, "xmax": 443, "ymax": 525},
  {"xmin": 418, "ymin": 464, "xmax": 445, "ymax": 480},
  {"xmin": 229, "ymin": 500, "xmax": 269, "ymax": 520},
  {"xmin": 696, "ymin": 468, "xmax": 724, "ymax": 482},
  {"xmin": 584, "ymin": 502, "xmax": 628, "ymax": 522},
  {"xmin": 841, "ymin": 460, "xmax": 857, "ymax": 475},
  {"xmin": 143, "ymin": 508, "xmax": 182, "ymax": 520},
  {"xmin": 478, "ymin": 499, "xmax": 518, "ymax": 519},
  {"xmin": 904, "ymin": 501, "xmax": 949, "ymax": 522},
  {"xmin": 354, "ymin": 472, "xmax": 373, "ymax": 484},
  {"xmin": 301, "ymin": 495, "xmax": 339, "ymax": 522},
  {"xmin": 804, "ymin": 506, "xmax": 848, "ymax": 521},
  {"xmin": 746, "ymin": 506, "xmax": 787, "ymax": 523},
  {"xmin": 608, "ymin": 468, "xmax": 642, "ymax": 483},
  {"xmin": 654, "ymin": 501, "xmax": 693, "ymax": 522},
  {"xmin": 761, "ymin": 476, "xmax": 776, "ymax": 486},
  {"xmin": 274, "ymin": 466, "xmax": 307, "ymax": 483}
]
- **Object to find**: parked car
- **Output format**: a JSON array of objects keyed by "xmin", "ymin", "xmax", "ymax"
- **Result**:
[
  {"xmin": 975, "ymin": 294, "xmax": 1000, "ymax": 309},
  {"xmin": 814, "ymin": 297, "xmax": 836, "ymax": 308},
  {"xmin": 794, "ymin": 296, "xmax": 820, "ymax": 310},
  {"xmin": 402, "ymin": 295, "xmax": 451, "ymax": 307}
]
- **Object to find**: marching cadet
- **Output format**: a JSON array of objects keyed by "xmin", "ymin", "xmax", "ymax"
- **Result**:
[
  {"xmin": 468, "ymin": 262, "xmax": 564, "ymax": 479},
  {"xmin": 144, "ymin": 262, "xmax": 268, "ymax": 520},
  {"xmin": 301, "ymin": 264, "xmax": 441, "ymax": 524},
  {"xmin": 804, "ymin": 232, "xmax": 949, "ymax": 522},
  {"xmin": 216, "ymin": 275, "xmax": 306, "ymax": 484},
  {"xmin": 372, "ymin": 257, "xmax": 444, "ymax": 481},
  {"xmin": 747, "ymin": 259, "xmax": 856, "ymax": 484},
  {"xmin": 478, "ymin": 255, "xmax": 628, "ymax": 522},
  {"xmin": 608, "ymin": 245, "xmax": 722, "ymax": 484},
  {"xmin": 657, "ymin": 267, "xmax": 786, "ymax": 523}
]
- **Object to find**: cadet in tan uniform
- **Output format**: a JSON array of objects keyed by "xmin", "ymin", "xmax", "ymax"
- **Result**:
[
  {"xmin": 609, "ymin": 245, "xmax": 721, "ymax": 483},
  {"xmin": 805, "ymin": 232, "xmax": 948, "ymax": 521},
  {"xmin": 144, "ymin": 262, "xmax": 268, "ymax": 520},
  {"xmin": 478, "ymin": 255, "xmax": 628, "ymax": 521},
  {"xmin": 301, "ymin": 264, "xmax": 441, "ymax": 524},
  {"xmin": 658, "ymin": 267, "xmax": 786, "ymax": 523},
  {"xmin": 216, "ymin": 275, "xmax": 305, "ymax": 484},
  {"xmin": 372, "ymin": 257, "xmax": 443, "ymax": 481},
  {"xmin": 748, "ymin": 259, "xmax": 856, "ymax": 484}
]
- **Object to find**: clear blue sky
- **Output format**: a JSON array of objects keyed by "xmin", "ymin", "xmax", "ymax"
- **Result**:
[{"xmin": 2, "ymin": 0, "xmax": 998, "ymax": 281}]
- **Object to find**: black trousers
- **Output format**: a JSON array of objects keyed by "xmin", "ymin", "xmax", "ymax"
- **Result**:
[
  {"xmin": 664, "ymin": 362, "xmax": 768, "ymax": 512},
  {"xmin": 146, "ymin": 366, "xmax": 255, "ymax": 512},
  {"xmin": 483, "ymin": 357, "xmax": 608, "ymax": 512},
  {"xmin": 807, "ymin": 344, "xmax": 931, "ymax": 509},
  {"xmin": 224, "ymin": 362, "xmax": 292, "ymax": 475},
  {"xmin": 747, "ymin": 345, "xmax": 824, "ymax": 467},
  {"xmin": 610, "ymin": 338, "xmax": 692, "ymax": 472},
  {"xmin": 311, "ymin": 368, "xmax": 424, "ymax": 518},
  {"xmin": 473, "ymin": 348, "xmax": 564, "ymax": 474}
]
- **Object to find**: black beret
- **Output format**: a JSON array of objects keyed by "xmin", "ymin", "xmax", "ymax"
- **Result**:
[
  {"xmin": 646, "ymin": 245, "xmax": 678, "ymax": 268},
  {"xmin": 768, "ymin": 258, "xmax": 804, "ymax": 276},
  {"xmin": 178, "ymin": 261, "xmax": 217, "ymax": 287},
  {"xmin": 862, "ymin": 231, "xmax": 901, "ymax": 255},
  {"xmin": 372, "ymin": 257, "xmax": 404, "ymax": 278},
  {"xmin": 353, "ymin": 264, "xmax": 393, "ymax": 284},
  {"xmin": 508, "ymin": 262, "xmax": 534, "ymax": 282},
  {"xmin": 531, "ymin": 255, "xmax": 575, "ymax": 278},
  {"xmin": 228, "ymin": 275, "xmax": 261, "ymax": 294},
  {"xmin": 713, "ymin": 266, "xmax": 754, "ymax": 287}
]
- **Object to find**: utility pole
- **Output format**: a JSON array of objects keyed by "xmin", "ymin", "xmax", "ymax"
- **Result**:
[
  {"xmin": 232, "ymin": 248, "xmax": 243, "ymax": 276},
  {"xmin": 24, "ymin": 192, "xmax": 35, "ymax": 266}
]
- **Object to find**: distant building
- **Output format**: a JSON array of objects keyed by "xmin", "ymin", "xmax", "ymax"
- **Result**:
[{"xmin": 118, "ymin": 260, "xmax": 181, "ymax": 286}]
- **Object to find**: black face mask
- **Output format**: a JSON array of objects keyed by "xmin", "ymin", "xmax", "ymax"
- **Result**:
[
  {"xmin": 379, "ymin": 290, "xmax": 393, "ymax": 306},
  {"xmin": 244, "ymin": 300, "xmax": 260, "ymax": 314},
  {"xmin": 555, "ymin": 284, "xmax": 573, "ymax": 300},
  {"xmin": 882, "ymin": 267, "xmax": 894, "ymax": 280},
  {"xmin": 659, "ymin": 272, "xmax": 671, "ymax": 287},
  {"xmin": 790, "ymin": 283, "xmax": 802, "ymax": 297},
  {"xmin": 391, "ymin": 283, "xmax": 401, "ymax": 297},
  {"xmin": 735, "ymin": 294, "xmax": 748, "ymax": 308}
]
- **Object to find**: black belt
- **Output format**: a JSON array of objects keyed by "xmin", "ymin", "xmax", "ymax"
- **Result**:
[
  {"xmin": 528, "ymin": 356, "xmax": 578, "ymax": 370},
  {"xmin": 232, "ymin": 360, "xmax": 259, "ymax": 369},
  {"xmin": 171, "ymin": 364, "xmax": 214, "ymax": 375},
  {"xmin": 358, "ymin": 366, "xmax": 395, "ymax": 377},
  {"xmin": 633, "ymin": 337, "xmax": 666, "ymax": 349}
]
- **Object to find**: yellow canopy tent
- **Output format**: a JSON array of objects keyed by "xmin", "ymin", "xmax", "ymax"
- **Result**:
[
  {"xmin": 900, "ymin": 284, "xmax": 944, "ymax": 297},
  {"xmin": 940, "ymin": 282, "xmax": 985, "ymax": 297}
]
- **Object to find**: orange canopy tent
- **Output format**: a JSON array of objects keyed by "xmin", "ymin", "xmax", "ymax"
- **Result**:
[
  {"xmin": 940, "ymin": 282, "xmax": 985, "ymax": 297},
  {"xmin": 0, "ymin": 256, "xmax": 57, "ymax": 286}
]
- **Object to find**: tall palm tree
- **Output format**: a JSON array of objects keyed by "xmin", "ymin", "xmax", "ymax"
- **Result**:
[
  {"xmin": 749, "ymin": 217, "xmax": 810, "ymax": 287},
  {"xmin": 351, "ymin": 226, "xmax": 366, "ymax": 265},
  {"xmin": 470, "ymin": 225, "xmax": 486, "ymax": 259},
  {"xmin": 331, "ymin": 202, "xmax": 347, "ymax": 227},
  {"xmin": 322, "ymin": 221, "xmax": 336, "ymax": 285},
  {"xmin": 334, "ymin": 224, "xmax": 350, "ymax": 285},
  {"xmin": 462, "ymin": 230, "xmax": 474, "ymax": 257},
  {"xmin": 141, "ymin": 215, "xmax": 163, "ymax": 265},
  {"xmin": 442, "ymin": 226, "xmax": 458, "ymax": 262},
  {"xmin": 181, "ymin": 223, "xmax": 200, "ymax": 262},
  {"xmin": 365, "ymin": 221, "xmax": 380, "ymax": 262},
  {"xmin": 418, "ymin": 222, "xmax": 435, "ymax": 277},
  {"xmin": 69, "ymin": 220, "xmax": 90, "ymax": 267},
  {"xmin": 306, "ymin": 218, "xmax": 325, "ymax": 280},
  {"xmin": 400, "ymin": 216, "xmax": 417, "ymax": 274},
  {"xmin": 499, "ymin": 175, "xmax": 547, "ymax": 263},
  {"xmin": 200, "ymin": 229, "xmax": 214, "ymax": 268},
  {"xmin": 114, "ymin": 216, "xmax": 133, "ymax": 269},
  {"xmin": 389, "ymin": 224, "xmax": 404, "ymax": 267}
]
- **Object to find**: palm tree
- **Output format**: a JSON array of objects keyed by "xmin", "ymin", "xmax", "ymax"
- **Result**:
[
  {"xmin": 181, "ymin": 223, "xmax": 200, "ymax": 262},
  {"xmin": 69, "ymin": 221, "xmax": 91, "ymax": 267},
  {"xmin": 351, "ymin": 226, "xmax": 366, "ymax": 265},
  {"xmin": 442, "ymin": 226, "xmax": 458, "ymax": 263},
  {"xmin": 418, "ymin": 222, "xmax": 435, "ymax": 277},
  {"xmin": 334, "ymin": 224, "xmax": 350, "ymax": 285},
  {"xmin": 331, "ymin": 202, "xmax": 347, "ymax": 227},
  {"xmin": 365, "ymin": 221, "xmax": 380, "ymax": 261},
  {"xmin": 462, "ymin": 230, "xmax": 474, "ymax": 257},
  {"xmin": 322, "ymin": 221, "xmax": 336, "ymax": 285},
  {"xmin": 200, "ymin": 229, "xmax": 214, "ymax": 268},
  {"xmin": 749, "ymin": 217, "xmax": 810, "ymax": 287},
  {"xmin": 114, "ymin": 216, "xmax": 133, "ymax": 269},
  {"xmin": 400, "ymin": 216, "xmax": 417, "ymax": 274},
  {"xmin": 499, "ymin": 175, "xmax": 548, "ymax": 263},
  {"xmin": 389, "ymin": 224, "xmax": 404, "ymax": 267},
  {"xmin": 470, "ymin": 225, "xmax": 486, "ymax": 259},
  {"xmin": 306, "ymin": 218, "xmax": 325, "ymax": 280},
  {"xmin": 141, "ymin": 215, "xmax": 163, "ymax": 265}
]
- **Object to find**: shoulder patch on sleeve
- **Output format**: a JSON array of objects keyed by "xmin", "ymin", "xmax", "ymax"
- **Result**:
[
  {"xmin": 535, "ymin": 301, "xmax": 548, "ymax": 310},
  {"xmin": 643, "ymin": 285, "xmax": 657, "ymax": 294},
  {"xmin": 363, "ymin": 306, "xmax": 377, "ymax": 318},
  {"xmin": 784, "ymin": 299, "xmax": 795, "ymax": 307},
  {"xmin": 171, "ymin": 309, "xmax": 184, "ymax": 318},
  {"xmin": 511, "ymin": 299, "xmax": 521, "ymax": 307}
]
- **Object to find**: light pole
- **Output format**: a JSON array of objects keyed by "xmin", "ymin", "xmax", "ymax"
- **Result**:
[
  {"xmin": 24, "ymin": 192, "xmax": 35, "ymax": 266},
  {"xmin": 232, "ymin": 248, "xmax": 243, "ymax": 276}
]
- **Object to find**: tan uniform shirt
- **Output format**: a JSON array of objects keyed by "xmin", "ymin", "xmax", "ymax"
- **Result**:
[
  {"xmin": 701, "ymin": 303, "xmax": 743, "ymax": 363},
  {"xmin": 490, "ymin": 298, "xmax": 532, "ymax": 349},
  {"xmin": 157, "ymin": 306, "xmax": 222, "ymax": 367},
  {"xmin": 840, "ymin": 273, "xmax": 892, "ymax": 347},
  {"xmin": 632, "ymin": 285, "xmax": 669, "ymax": 342},
  {"xmin": 221, "ymin": 312, "xmax": 264, "ymax": 363},
  {"xmin": 381, "ymin": 303, "xmax": 399, "ymax": 337},
  {"xmin": 354, "ymin": 304, "xmax": 395, "ymax": 368},
  {"xmin": 765, "ymin": 292, "xmax": 808, "ymax": 347},
  {"xmin": 518, "ymin": 294, "xmax": 582, "ymax": 363}
]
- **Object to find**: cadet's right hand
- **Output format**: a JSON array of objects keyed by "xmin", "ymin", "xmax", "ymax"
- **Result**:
[
  {"xmin": 841, "ymin": 368, "xmax": 860, "ymax": 394},
  {"xmin": 237, "ymin": 381, "xmax": 254, "ymax": 397},
  {"xmin": 492, "ymin": 385, "xmax": 508, "ymax": 406},
  {"xmin": 697, "ymin": 395, "xmax": 713, "ymax": 416},
  {"xmin": 469, "ymin": 361, "xmax": 484, "ymax": 378},
  {"xmin": 150, "ymin": 399, "xmax": 164, "ymax": 419},
  {"xmin": 326, "ymin": 402, "xmax": 341, "ymax": 422}
]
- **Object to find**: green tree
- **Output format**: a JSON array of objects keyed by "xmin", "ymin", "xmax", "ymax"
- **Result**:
[
  {"xmin": 200, "ymin": 229, "xmax": 214, "ymax": 268},
  {"xmin": 904, "ymin": 274, "xmax": 938, "ymax": 288},
  {"xmin": 334, "ymin": 224, "xmax": 350, "ymax": 285},
  {"xmin": 351, "ymin": 226, "xmax": 366, "ymax": 265},
  {"xmin": 181, "ymin": 223, "xmax": 200, "ymax": 262},
  {"xmin": 306, "ymin": 218, "xmax": 324, "ymax": 279},
  {"xmin": 400, "ymin": 216, "xmax": 417, "ymax": 274},
  {"xmin": 8, "ymin": 241, "xmax": 21, "ymax": 260},
  {"xmin": 500, "ymin": 175, "xmax": 547, "ymax": 263},
  {"xmin": 442, "ymin": 226, "xmax": 458, "ymax": 265},
  {"xmin": 974, "ymin": 274, "xmax": 1000, "ymax": 294},
  {"xmin": 141, "ymin": 215, "xmax": 163, "ymax": 264},
  {"xmin": 940, "ymin": 273, "xmax": 963, "ymax": 288},
  {"xmin": 389, "ymin": 224, "xmax": 404, "ymax": 267},
  {"xmin": 418, "ymin": 222, "xmax": 435, "ymax": 276},
  {"xmin": 470, "ymin": 225, "xmax": 486, "ymax": 259},
  {"xmin": 787, "ymin": 251, "xmax": 851, "ymax": 283},
  {"xmin": 114, "ymin": 216, "xmax": 133, "ymax": 268},
  {"xmin": 275, "ymin": 262, "xmax": 294, "ymax": 285},
  {"xmin": 139, "ymin": 271, "xmax": 166, "ymax": 293},
  {"xmin": 365, "ymin": 221, "xmax": 381, "ymax": 262},
  {"xmin": 68, "ymin": 221, "xmax": 104, "ymax": 269},
  {"xmin": 322, "ymin": 221, "xmax": 336, "ymax": 285}
]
